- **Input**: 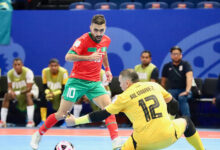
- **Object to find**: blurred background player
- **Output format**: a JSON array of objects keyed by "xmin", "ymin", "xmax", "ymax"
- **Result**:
[
  {"xmin": 66, "ymin": 69, "xmax": 205, "ymax": 150},
  {"xmin": 0, "ymin": 58, "xmax": 38, "ymax": 127},
  {"xmin": 134, "ymin": 50, "xmax": 159, "ymax": 82},
  {"xmin": 31, "ymin": 14, "xmax": 121, "ymax": 150},
  {"xmin": 100, "ymin": 69, "xmax": 112, "ymax": 96},
  {"xmin": 161, "ymin": 46, "xmax": 193, "ymax": 117},
  {"xmin": 37, "ymin": 58, "xmax": 68, "ymax": 127}
]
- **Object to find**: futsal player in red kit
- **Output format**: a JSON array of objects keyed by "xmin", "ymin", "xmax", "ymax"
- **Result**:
[{"xmin": 31, "ymin": 14, "xmax": 122, "ymax": 150}]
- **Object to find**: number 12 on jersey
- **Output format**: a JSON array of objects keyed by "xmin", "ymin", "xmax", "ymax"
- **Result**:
[{"xmin": 139, "ymin": 95, "xmax": 163, "ymax": 122}]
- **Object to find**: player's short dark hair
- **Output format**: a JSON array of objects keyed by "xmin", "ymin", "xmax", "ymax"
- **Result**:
[
  {"xmin": 120, "ymin": 69, "xmax": 139, "ymax": 83},
  {"xmin": 141, "ymin": 50, "xmax": 151, "ymax": 57},
  {"xmin": 49, "ymin": 58, "xmax": 59, "ymax": 64},
  {"xmin": 170, "ymin": 46, "xmax": 182, "ymax": 53},
  {"xmin": 91, "ymin": 14, "xmax": 106, "ymax": 25},
  {"xmin": 13, "ymin": 58, "xmax": 23, "ymax": 63}
]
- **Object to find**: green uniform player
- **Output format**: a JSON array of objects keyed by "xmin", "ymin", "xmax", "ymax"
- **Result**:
[{"xmin": 31, "ymin": 14, "xmax": 122, "ymax": 150}]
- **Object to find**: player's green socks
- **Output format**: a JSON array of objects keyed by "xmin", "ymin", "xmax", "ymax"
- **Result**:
[{"xmin": 186, "ymin": 131, "xmax": 205, "ymax": 150}]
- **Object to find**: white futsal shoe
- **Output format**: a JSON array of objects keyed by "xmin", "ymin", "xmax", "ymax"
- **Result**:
[
  {"xmin": 26, "ymin": 121, "xmax": 35, "ymax": 127},
  {"xmin": 30, "ymin": 131, "xmax": 41, "ymax": 150},
  {"xmin": 112, "ymin": 137, "xmax": 124, "ymax": 150},
  {"xmin": 0, "ymin": 120, "xmax": 6, "ymax": 128}
]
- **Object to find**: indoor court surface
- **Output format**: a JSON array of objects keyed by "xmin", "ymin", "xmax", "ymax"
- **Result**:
[{"xmin": 0, "ymin": 128, "xmax": 220, "ymax": 150}]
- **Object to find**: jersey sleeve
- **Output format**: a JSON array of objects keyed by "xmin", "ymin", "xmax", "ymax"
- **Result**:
[
  {"xmin": 157, "ymin": 83, "xmax": 172, "ymax": 99},
  {"xmin": 184, "ymin": 61, "xmax": 193, "ymax": 73},
  {"xmin": 62, "ymin": 70, "xmax": 69, "ymax": 85},
  {"xmin": 42, "ymin": 69, "xmax": 47, "ymax": 84},
  {"xmin": 134, "ymin": 65, "xmax": 138, "ymax": 71},
  {"xmin": 151, "ymin": 68, "xmax": 159, "ymax": 80},
  {"xmin": 69, "ymin": 38, "xmax": 84, "ymax": 55},
  {"xmin": 7, "ymin": 72, "xmax": 11, "ymax": 83},
  {"xmin": 105, "ymin": 95, "xmax": 126, "ymax": 114},
  {"xmin": 162, "ymin": 63, "xmax": 169, "ymax": 78},
  {"xmin": 26, "ymin": 69, "xmax": 34, "ymax": 83}
]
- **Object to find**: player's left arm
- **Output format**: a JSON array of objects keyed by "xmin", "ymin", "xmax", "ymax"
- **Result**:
[
  {"xmin": 184, "ymin": 71, "xmax": 193, "ymax": 94},
  {"xmin": 65, "ymin": 95, "xmax": 125, "ymax": 126},
  {"xmin": 103, "ymin": 53, "xmax": 112, "ymax": 82},
  {"xmin": 156, "ymin": 83, "xmax": 179, "ymax": 117},
  {"xmin": 179, "ymin": 62, "xmax": 193, "ymax": 96},
  {"xmin": 21, "ymin": 70, "xmax": 34, "ymax": 94}
]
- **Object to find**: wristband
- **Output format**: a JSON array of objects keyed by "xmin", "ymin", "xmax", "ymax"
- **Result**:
[{"xmin": 105, "ymin": 66, "xmax": 111, "ymax": 72}]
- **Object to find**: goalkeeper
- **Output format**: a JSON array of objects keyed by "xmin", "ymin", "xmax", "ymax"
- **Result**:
[{"xmin": 37, "ymin": 58, "xmax": 68, "ymax": 127}]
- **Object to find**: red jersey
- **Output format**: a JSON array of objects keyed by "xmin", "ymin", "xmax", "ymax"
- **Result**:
[{"xmin": 69, "ymin": 32, "xmax": 111, "ymax": 81}]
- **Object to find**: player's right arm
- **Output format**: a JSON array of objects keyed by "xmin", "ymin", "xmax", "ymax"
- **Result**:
[
  {"xmin": 65, "ymin": 38, "xmax": 102, "ymax": 62},
  {"xmin": 42, "ymin": 69, "xmax": 49, "ymax": 94},
  {"xmin": 65, "ymin": 51, "xmax": 102, "ymax": 62},
  {"xmin": 7, "ymin": 73, "xmax": 16, "ymax": 98}
]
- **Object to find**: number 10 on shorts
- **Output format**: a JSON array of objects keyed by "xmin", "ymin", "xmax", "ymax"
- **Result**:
[{"xmin": 67, "ymin": 88, "xmax": 76, "ymax": 98}]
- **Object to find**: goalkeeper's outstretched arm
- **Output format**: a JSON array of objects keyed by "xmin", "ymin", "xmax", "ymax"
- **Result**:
[{"xmin": 65, "ymin": 109, "xmax": 111, "ymax": 126}]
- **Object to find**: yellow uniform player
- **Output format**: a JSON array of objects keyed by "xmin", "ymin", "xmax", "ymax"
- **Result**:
[
  {"xmin": 66, "ymin": 69, "xmax": 205, "ymax": 150},
  {"xmin": 0, "ymin": 58, "xmax": 38, "ymax": 127},
  {"xmin": 37, "ymin": 58, "xmax": 68, "ymax": 127}
]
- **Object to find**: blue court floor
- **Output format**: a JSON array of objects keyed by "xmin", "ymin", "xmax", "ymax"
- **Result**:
[{"xmin": 0, "ymin": 128, "xmax": 219, "ymax": 150}]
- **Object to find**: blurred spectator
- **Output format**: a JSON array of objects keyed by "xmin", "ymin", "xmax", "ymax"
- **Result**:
[
  {"xmin": 37, "ymin": 58, "xmax": 68, "ymax": 127},
  {"xmin": 100, "ymin": 69, "xmax": 111, "ymax": 96},
  {"xmin": 0, "ymin": 58, "xmax": 38, "ymax": 127},
  {"xmin": 212, "ymin": 74, "xmax": 220, "ymax": 110},
  {"xmin": 0, "ymin": 0, "xmax": 13, "ymax": 10},
  {"xmin": 161, "ymin": 46, "xmax": 193, "ymax": 117},
  {"xmin": 0, "ymin": 68, "xmax": 1, "ymax": 94},
  {"xmin": 73, "ymin": 95, "xmax": 88, "ymax": 120},
  {"xmin": 0, "ymin": 0, "xmax": 13, "ymax": 45},
  {"xmin": 134, "ymin": 50, "xmax": 159, "ymax": 82}
]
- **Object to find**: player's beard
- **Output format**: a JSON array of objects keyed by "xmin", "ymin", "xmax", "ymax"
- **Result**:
[{"xmin": 95, "ymin": 35, "xmax": 103, "ymax": 42}]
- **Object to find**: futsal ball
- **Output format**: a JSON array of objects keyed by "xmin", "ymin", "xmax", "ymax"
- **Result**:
[{"xmin": 54, "ymin": 141, "xmax": 74, "ymax": 150}]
